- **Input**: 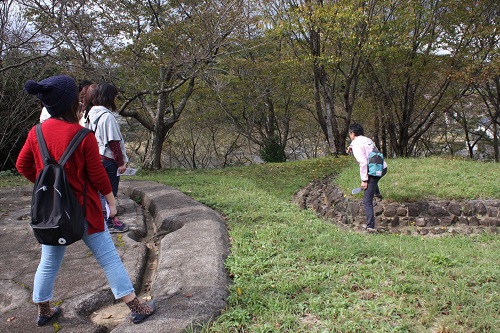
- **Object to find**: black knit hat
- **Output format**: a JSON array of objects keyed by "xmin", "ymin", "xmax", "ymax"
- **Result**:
[{"xmin": 24, "ymin": 75, "xmax": 78, "ymax": 117}]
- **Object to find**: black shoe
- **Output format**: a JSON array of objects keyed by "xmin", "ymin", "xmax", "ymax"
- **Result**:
[
  {"xmin": 37, "ymin": 307, "xmax": 60, "ymax": 326},
  {"xmin": 130, "ymin": 301, "xmax": 156, "ymax": 324}
]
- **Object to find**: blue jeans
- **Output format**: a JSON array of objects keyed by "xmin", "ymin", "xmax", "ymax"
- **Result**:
[
  {"xmin": 32, "ymin": 222, "xmax": 134, "ymax": 303},
  {"xmin": 363, "ymin": 168, "xmax": 387, "ymax": 229}
]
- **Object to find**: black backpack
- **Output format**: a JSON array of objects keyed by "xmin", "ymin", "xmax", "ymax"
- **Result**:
[{"xmin": 30, "ymin": 124, "xmax": 91, "ymax": 246}]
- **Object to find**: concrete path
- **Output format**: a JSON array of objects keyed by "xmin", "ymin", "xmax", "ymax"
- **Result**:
[{"xmin": 0, "ymin": 180, "xmax": 230, "ymax": 332}]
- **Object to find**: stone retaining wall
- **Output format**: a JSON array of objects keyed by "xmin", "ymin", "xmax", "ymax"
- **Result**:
[{"xmin": 294, "ymin": 176, "xmax": 500, "ymax": 236}]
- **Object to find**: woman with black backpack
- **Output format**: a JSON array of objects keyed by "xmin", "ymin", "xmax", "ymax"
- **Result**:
[{"xmin": 16, "ymin": 75, "xmax": 155, "ymax": 326}]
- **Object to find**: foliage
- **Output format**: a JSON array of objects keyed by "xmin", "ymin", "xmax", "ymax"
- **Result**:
[
  {"xmin": 161, "ymin": 92, "xmax": 248, "ymax": 169},
  {"xmin": 1, "ymin": 0, "xmax": 499, "ymax": 171},
  {"xmin": 210, "ymin": 31, "xmax": 312, "ymax": 164},
  {"xmin": 17, "ymin": 0, "xmax": 251, "ymax": 170},
  {"xmin": 102, "ymin": 0, "xmax": 251, "ymax": 169},
  {"xmin": 362, "ymin": 0, "xmax": 469, "ymax": 157},
  {"xmin": 269, "ymin": 0, "xmax": 385, "ymax": 155},
  {"xmin": 260, "ymin": 136, "xmax": 286, "ymax": 163}
]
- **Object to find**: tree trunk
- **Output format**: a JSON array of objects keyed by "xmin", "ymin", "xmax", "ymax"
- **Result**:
[
  {"xmin": 493, "ymin": 121, "xmax": 499, "ymax": 162},
  {"xmin": 142, "ymin": 76, "xmax": 195, "ymax": 169},
  {"xmin": 143, "ymin": 67, "xmax": 168, "ymax": 170}
]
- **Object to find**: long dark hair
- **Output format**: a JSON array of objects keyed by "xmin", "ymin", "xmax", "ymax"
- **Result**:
[
  {"xmin": 54, "ymin": 96, "xmax": 80, "ymax": 123},
  {"xmin": 92, "ymin": 83, "xmax": 118, "ymax": 111},
  {"xmin": 80, "ymin": 83, "xmax": 97, "ymax": 120}
]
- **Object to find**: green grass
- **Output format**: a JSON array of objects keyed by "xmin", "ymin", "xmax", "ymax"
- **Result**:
[
  {"xmin": 0, "ymin": 170, "xmax": 30, "ymax": 187},
  {"xmin": 138, "ymin": 157, "xmax": 499, "ymax": 333},
  {"xmin": 3, "ymin": 157, "xmax": 499, "ymax": 332}
]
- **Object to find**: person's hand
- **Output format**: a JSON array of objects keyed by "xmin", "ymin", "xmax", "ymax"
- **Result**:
[
  {"xmin": 104, "ymin": 192, "xmax": 117, "ymax": 218},
  {"xmin": 118, "ymin": 164, "xmax": 127, "ymax": 175},
  {"xmin": 108, "ymin": 203, "xmax": 117, "ymax": 218},
  {"xmin": 361, "ymin": 181, "xmax": 368, "ymax": 190}
]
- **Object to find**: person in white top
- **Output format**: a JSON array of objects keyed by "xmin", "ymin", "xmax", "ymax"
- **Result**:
[
  {"xmin": 348, "ymin": 123, "xmax": 388, "ymax": 231},
  {"xmin": 86, "ymin": 83, "xmax": 130, "ymax": 233}
]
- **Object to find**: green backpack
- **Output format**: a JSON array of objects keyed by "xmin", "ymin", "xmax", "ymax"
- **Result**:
[{"xmin": 368, "ymin": 146, "xmax": 384, "ymax": 177}]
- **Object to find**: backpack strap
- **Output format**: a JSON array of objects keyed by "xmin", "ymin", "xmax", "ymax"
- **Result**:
[
  {"xmin": 58, "ymin": 128, "xmax": 92, "ymax": 166},
  {"xmin": 35, "ymin": 125, "xmax": 91, "ymax": 217},
  {"xmin": 89, "ymin": 112, "xmax": 107, "ymax": 133},
  {"xmin": 369, "ymin": 139, "xmax": 380, "ymax": 153},
  {"xmin": 35, "ymin": 124, "xmax": 53, "ymax": 166},
  {"xmin": 58, "ymin": 128, "xmax": 92, "ymax": 217}
]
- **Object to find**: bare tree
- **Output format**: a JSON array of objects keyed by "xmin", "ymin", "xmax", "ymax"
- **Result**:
[
  {"xmin": 468, "ymin": 5, "xmax": 499, "ymax": 161},
  {"xmin": 0, "ymin": 0, "xmax": 58, "ymax": 170},
  {"xmin": 18, "ymin": 0, "xmax": 103, "ymax": 77},
  {"xmin": 474, "ymin": 77, "xmax": 500, "ymax": 161}
]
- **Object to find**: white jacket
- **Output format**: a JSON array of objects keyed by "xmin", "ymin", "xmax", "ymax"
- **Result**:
[{"xmin": 350, "ymin": 135, "xmax": 387, "ymax": 181}]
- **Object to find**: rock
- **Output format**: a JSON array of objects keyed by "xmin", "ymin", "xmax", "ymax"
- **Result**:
[{"xmin": 292, "ymin": 179, "xmax": 500, "ymax": 237}]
